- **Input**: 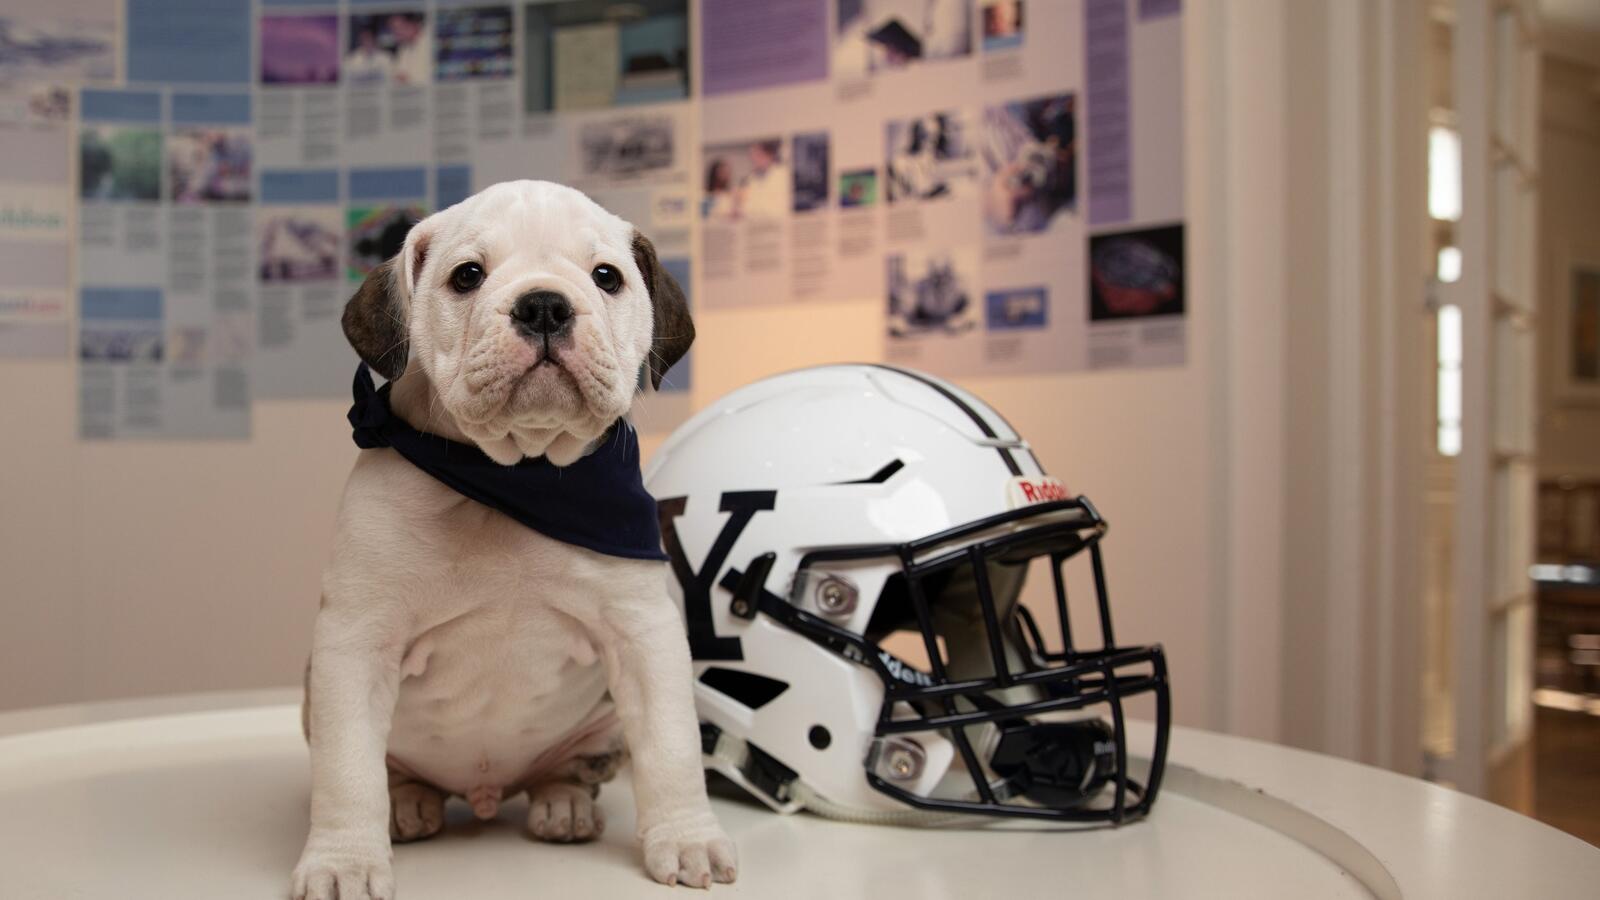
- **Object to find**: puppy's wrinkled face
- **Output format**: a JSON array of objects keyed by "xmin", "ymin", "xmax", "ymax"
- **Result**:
[
  {"xmin": 342, "ymin": 180, "xmax": 692, "ymax": 465},
  {"xmin": 412, "ymin": 184, "xmax": 644, "ymax": 461}
]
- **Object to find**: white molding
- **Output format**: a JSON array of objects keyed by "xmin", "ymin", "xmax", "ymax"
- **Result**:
[
  {"xmin": 1197, "ymin": 0, "xmax": 1237, "ymax": 733},
  {"xmin": 1324, "ymin": 0, "xmax": 1368, "ymax": 764},
  {"xmin": 1276, "ymin": 0, "xmax": 1429, "ymax": 773},
  {"xmin": 1373, "ymin": 0, "xmax": 1429, "ymax": 776},
  {"xmin": 1221, "ymin": 0, "xmax": 1288, "ymax": 743},
  {"xmin": 1452, "ymin": 0, "xmax": 1493, "ymax": 799}
]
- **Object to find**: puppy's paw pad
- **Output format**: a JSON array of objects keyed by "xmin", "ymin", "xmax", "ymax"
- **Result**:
[
  {"xmin": 641, "ymin": 812, "xmax": 737, "ymax": 888},
  {"xmin": 290, "ymin": 845, "xmax": 394, "ymax": 900},
  {"xmin": 526, "ymin": 782, "xmax": 602, "ymax": 844},
  {"xmin": 389, "ymin": 781, "xmax": 446, "ymax": 843}
]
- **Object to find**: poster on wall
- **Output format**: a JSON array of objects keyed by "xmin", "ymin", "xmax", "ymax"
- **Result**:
[
  {"xmin": 432, "ymin": 3, "xmax": 519, "ymax": 164},
  {"xmin": 76, "ymin": 88, "xmax": 253, "ymax": 439},
  {"xmin": 0, "ymin": 0, "xmax": 119, "ymax": 85},
  {"xmin": 74, "ymin": 2, "xmax": 256, "ymax": 438},
  {"xmin": 0, "ymin": 0, "xmax": 118, "ymax": 358},
  {"xmin": 0, "ymin": 85, "xmax": 74, "ymax": 358},
  {"xmin": 697, "ymin": 0, "xmax": 1187, "ymax": 377},
  {"xmin": 254, "ymin": 169, "xmax": 354, "ymax": 398},
  {"xmin": 256, "ymin": 6, "xmax": 342, "ymax": 171},
  {"xmin": 44, "ymin": 0, "xmax": 1184, "ymax": 441},
  {"xmin": 253, "ymin": 3, "xmax": 347, "ymax": 400}
]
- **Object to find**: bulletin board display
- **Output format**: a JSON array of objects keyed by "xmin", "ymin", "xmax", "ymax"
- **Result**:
[{"xmin": 0, "ymin": 0, "xmax": 1183, "ymax": 440}]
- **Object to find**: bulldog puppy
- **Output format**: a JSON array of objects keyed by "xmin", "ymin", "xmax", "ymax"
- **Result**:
[{"xmin": 292, "ymin": 181, "xmax": 733, "ymax": 900}]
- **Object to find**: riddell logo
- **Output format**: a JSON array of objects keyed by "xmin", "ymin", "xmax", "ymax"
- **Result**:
[{"xmin": 1006, "ymin": 476, "xmax": 1070, "ymax": 508}]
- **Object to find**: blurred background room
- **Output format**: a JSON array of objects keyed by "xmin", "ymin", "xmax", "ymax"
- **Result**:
[{"xmin": 0, "ymin": 0, "xmax": 1596, "ymax": 861}]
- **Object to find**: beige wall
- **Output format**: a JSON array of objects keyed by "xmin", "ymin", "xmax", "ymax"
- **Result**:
[
  {"xmin": 1537, "ymin": 55, "xmax": 1600, "ymax": 480},
  {"xmin": 0, "ymin": 386, "xmax": 355, "ymax": 709},
  {"xmin": 0, "ymin": 6, "xmax": 1284, "ymax": 748}
]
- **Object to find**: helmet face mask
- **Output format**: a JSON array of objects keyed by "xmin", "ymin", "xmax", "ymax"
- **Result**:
[
  {"xmin": 647, "ymin": 364, "xmax": 1171, "ymax": 827},
  {"xmin": 737, "ymin": 498, "xmax": 1170, "ymax": 823}
]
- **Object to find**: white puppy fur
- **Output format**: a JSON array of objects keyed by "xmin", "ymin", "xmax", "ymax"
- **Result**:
[{"xmin": 292, "ymin": 181, "xmax": 730, "ymax": 900}]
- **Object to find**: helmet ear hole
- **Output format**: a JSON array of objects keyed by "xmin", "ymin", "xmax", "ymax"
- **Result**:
[{"xmin": 808, "ymin": 725, "xmax": 831, "ymax": 750}]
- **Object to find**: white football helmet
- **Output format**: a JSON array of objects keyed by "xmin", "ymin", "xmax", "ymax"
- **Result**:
[{"xmin": 645, "ymin": 365, "xmax": 1169, "ymax": 824}]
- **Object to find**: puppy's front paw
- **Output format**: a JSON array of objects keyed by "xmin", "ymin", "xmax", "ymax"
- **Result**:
[
  {"xmin": 639, "ymin": 810, "xmax": 737, "ymax": 888},
  {"xmin": 291, "ymin": 835, "xmax": 394, "ymax": 900}
]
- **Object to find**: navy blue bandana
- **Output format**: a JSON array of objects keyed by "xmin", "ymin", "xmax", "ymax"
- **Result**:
[{"xmin": 348, "ymin": 364, "xmax": 668, "ymax": 562}]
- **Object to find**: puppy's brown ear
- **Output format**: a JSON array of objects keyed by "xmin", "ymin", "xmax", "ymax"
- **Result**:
[
  {"xmin": 632, "ymin": 231, "xmax": 694, "ymax": 390},
  {"xmin": 342, "ymin": 256, "xmax": 408, "ymax": 381}
]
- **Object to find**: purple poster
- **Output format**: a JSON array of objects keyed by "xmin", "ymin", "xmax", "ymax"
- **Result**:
[
  {"xmin": 1085, "ymin": 0, "xmax": 1131, "ymax": 225},
  {"xmin": 701, "ymin": 0, "xmax": 827, "ymax": 96}
]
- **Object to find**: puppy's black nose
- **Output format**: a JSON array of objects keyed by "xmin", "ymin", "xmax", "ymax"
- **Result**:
[{"xmin": 510, "ymin": 290, "xmax": 573, "ymax": 337}]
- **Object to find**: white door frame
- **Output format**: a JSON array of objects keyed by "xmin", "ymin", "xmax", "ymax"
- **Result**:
[
  {"xmin": 1270, "ymin": 0, "xmax": 1428, "ymax": 772},
  {"xmin": 1447, "ymin": 0, "xmax": 1541, "ymax": 802}
]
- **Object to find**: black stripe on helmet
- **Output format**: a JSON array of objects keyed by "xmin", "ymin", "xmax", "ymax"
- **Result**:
[{"xmin": 867, "ymin": 364, "xmax": 1024, "ymax": 477}]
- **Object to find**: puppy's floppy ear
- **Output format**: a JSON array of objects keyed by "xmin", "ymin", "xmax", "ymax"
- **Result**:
[
  {"xmin": 343, "ymin": 220, "xmax": 427, "ymax": 381},
  {"xmin": 632, "ymin": 230, "xmax": 694, "ymax": 390},
  {"xmin": 342, "ymin": 257, "xmax": 408, "ymax": 380}
]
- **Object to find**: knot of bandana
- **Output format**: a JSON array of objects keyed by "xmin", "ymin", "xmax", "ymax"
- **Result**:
[{"xmin": 348, "ymin": 364, "xmax": 396, "ymax": 450}]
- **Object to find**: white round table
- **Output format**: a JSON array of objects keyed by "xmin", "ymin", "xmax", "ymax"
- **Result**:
[{"xmin": 0, "ymin": 690, "xmax": 1594, "ymax": 899}]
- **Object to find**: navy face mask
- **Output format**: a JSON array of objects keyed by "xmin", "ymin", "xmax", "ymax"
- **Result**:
[{"xmin": 347, "ymin": 363, "xmax": 668, "ymax": 562}]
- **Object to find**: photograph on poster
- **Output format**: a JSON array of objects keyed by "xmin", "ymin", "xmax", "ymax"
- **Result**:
[
  {"xmin": 168, "ymin": 326, "xmax": 209, "ymax": 366},
  {"xmin": 1573, "ymin": 268, "xmax": 1600, "ymax": 385},
  {"xmin": 80, "ymin": 125, "xmax": 161, "ymax": 201},
  {"xmin": 15, "ymin": 83, "xmax": 70, "ymax": 120},
  {"xmin": 0, "ymin": 8, "xmax": 116, "ymax": 83},
  {"xmin": 80, "ymin": 324, "xmax": 162, "ymax": 362},
  {"xmin": 985, "ymin": 286, "xmax": 1047, "ymax": 330},
  {"xmin": 347, "ymin": 204, "xmax": 425, "ymax": 280},
  {"xmin": 840, "ymin": 168, "xmax": 878, "ymax": 208},
  {"xmin": 579, "ymin": 116, "xmax": 674, "ymax": 181},
  {"xmin": 885, "ymin": 110, "xmax": 977, "ymax": 204},
  {"xmin": 1088, "ymin": 223, "xmax": 1185, "ymax": 321},
  {"xmin": 435, "ymin": 5, "xmax": 515, "ymax": 82},
  {"xmin": 981, "ymin": 93, "xmax": 1075, "ymax": 234},
  {"xmin": 702, "ymin": 137, "xmax": 789, "ymax": 222},
  {"xmin": 345, "ymin": 13, "xmax": 429, "ymax": 86},
  {"xmin": 524, "ymin": 0, "xmax": 689, "ymax": 113},
  {"xmin": 168, "ymin": 128, "xmax": 252, "ymax": 204},
  {"xmin": 982, "ymin": 0, "xmax": 1023, "ymax": 51},
  {"xmin": 262, "ymin": 14, "xmax": 340, "ymax": 86},
  {"xmin": 258, "ymin": 208, "xmax": 342, "ymax": 283},
  {"xmin": 887, "ymin": 247, "xmax": 979, "ymax": 337},
  {"xmin": 21, "ymin": 85, "xmax": 71, "ymax": 122},
  {"xmin": 792, "ymin": 132, "xmax": 829, "ymax": 213},
  {"xmin": 835, "ymin": 0, "xmax": 973, "ymax": 78}
]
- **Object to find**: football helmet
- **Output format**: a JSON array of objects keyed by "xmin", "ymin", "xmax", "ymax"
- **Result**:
[{"xmin": 645, "ymin": 364, "xmax": 1169, "ymax": 824}]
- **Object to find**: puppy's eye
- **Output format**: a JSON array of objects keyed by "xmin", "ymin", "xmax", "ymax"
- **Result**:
[
  {"xmin": 591, "ymin": 264, "xmax": 623, "ymax": 294},
  {"xmin": 450, "ymin": 262, "xmax": 485, "ymax": 293}
]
